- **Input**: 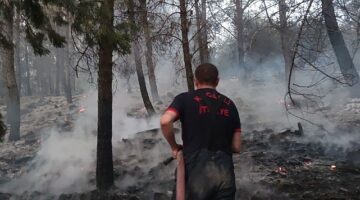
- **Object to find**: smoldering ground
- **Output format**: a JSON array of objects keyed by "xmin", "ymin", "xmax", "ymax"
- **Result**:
[
  {"xmin": 0, "ymin": 53, "xmax": 360, "ymax": 199},
  {"xmin": 0, "ymin": 90, "xmax": 168, "ymax": 195}
]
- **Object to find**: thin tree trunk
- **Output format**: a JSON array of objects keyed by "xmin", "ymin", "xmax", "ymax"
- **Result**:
[
  {"xmin": 234, "ymin": 0, "xmax": 245, "ymax": 68},
  {"xmin": 139, "ymin": 0, "xmax": 160, "ymax": 102},
  {"xmin": 279, "ymin": 0, "xmax": 293, "ymax": 83},
  {"xmin": 133, "ymin": 42, "xmax": 156, "ymax": 115},
  {"xmin": 48, "ymin": 63, "xmax": 53, "ymax": 95},
  {"xmin": 39, "ymin": 60, "xmax": 46, "ymax": 95},
  {"xmin": 126, "ymin": 76, "xmax": 132, "ymax": 93},
  {"xmin": 2, "ymin": 9, "xmax": 20, "ymax": 141},
  {"xmin": 24, "ymin": 44, "xmax": 32, "ymax": 96},
  {"xmin": 128, "ymin": 0, "xmax": 155, "ymax": 115},
  {"xmin": 96, "ymin": 0, "xmax": 115, "ymax": 191},
  {"xmin": 195, "ymin": 0, "xmax": 203, "ymax": 64},
  {"xmin": 64, "ymin": 23, "xmax": 72, "ymax": 103},
  {"xmin": 195, "ymin": 0, "xmax": 209, "ymax": 64},
  {"xmin": 15, "ymin": 10, "xmax": 22, "ymax": 95},
  {"xmin": 201, "ymin": 0, "xmax": 209, "ymax": 62},
  {"xmin": 321, "ymin": 0, "xmax": 359, "ymax": 86},
  {"xmin": 55, "ymin": 47, "xmax": 61, "ymax": 96},
  {"xmin": 180, "ymin": 0, "xmax": 195, "ymax": 91},
  {"xmin": 55, "ymin": 26, "xmax": 63, "ymax": 97}
]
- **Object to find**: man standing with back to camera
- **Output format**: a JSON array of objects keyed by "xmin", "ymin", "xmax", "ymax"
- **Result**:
[{"xmin": 160, "ymin": 63, "xmax": 242, "ymax": 200}]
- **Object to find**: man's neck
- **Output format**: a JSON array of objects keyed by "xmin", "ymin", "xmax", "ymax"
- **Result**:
[{"xmin": 196, "ymin": 85, "xmax": 216, "ymax": 90}]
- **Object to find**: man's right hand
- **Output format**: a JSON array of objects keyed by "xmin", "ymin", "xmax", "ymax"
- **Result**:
[{"xmin": 172, "ymin": 144, "xmax": 183, "ymax": 159}]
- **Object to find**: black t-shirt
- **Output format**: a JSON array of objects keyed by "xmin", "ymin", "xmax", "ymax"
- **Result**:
[{"xmin": 167, "ymin": 88, "xmax": 241, "ymax": 157}]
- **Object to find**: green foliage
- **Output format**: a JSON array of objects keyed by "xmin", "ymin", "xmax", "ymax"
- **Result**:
[
  {"xmin": 0, "ymin": 0, "xmax": 67, "ymax": 55},
  {"xmin": 0, "ymin": 113, "xmax": 6, "ymax": 142},
  {"xmin": 0, "ymin": 0, "xmax": 131, "ymax": 56},
  {"xmin": 23, "ymin": 0, "xmax": 46, "ymax": 29},
  {"xmin": 70, "ymin": 1, "xmax": 132, "ymax": 55},
  {"xmin": 0, "ymin": 0, "xmax": 14, "ymax": 49},
  {"xmin": 47, "ymin": 28, "xmax": 66, "ymax": 48},
  {"xmin": 25, "ymin": 26, "xmax": 50, "ymax": 55}
]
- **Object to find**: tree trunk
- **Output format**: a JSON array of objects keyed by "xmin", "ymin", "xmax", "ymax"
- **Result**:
[
  {"xmin": 2, "ymin": 10, "xmax": 20, "ymax": 141},
  {"xmin": 321, "ymin": 0, "xmax": 359, "ymax": 86},
  {"xmin": 96, "ymin": 0, "xmax": 115, "ymax": 191},
  {"xmin": 279, "ymin": 0, "xmax": 293, "ymax": 84},
  {"xmin": 64, "ymin": 23, "xmax": 72, "ymax": 103},
  {"xmin": 195, "ymin": 0, "xmax": 210, "ymax": 64},
  {"xmin": 128, "ymin": 0, "xmax": 155, "ymax": 115},
  {"xmin": 24, "ymin": 44, "xmax": 32, "ymax": 96},
  {"xmin": 126, "ymin": 76, "xmax": 132, "ymax": 93},
  {"xmin": 234, "ymin": 0, "xmax": 245, "ymax": 69},
  {"xmin": 48, "ymin": 63, "xmax": 54, "ymax": 95},
  {"xmin": 180, "ymin": 0, "xmax": 195, "ymax": 91},
  {"xmin": 15, "ymin": 10, "xmax": 22, "ymax": 95},
  {"xmin": 139, "ymin": 0, "xmax": 160, "ymax": 102},
  {"xmin": 201, "ymin": 0, "xmax": 209, "ymax": 61},
  {"xmin": 55, "ymin": 48, "xmax": 61, "ymax": 96},
  {"xmin": 133, "ymin": 42, "xmax": 156, "ymax": 115}
]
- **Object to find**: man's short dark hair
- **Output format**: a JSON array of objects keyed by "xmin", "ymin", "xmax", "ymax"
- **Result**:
[{"xmin": 195, "ymin": 63, "xmax": 219, "ymax": 85}]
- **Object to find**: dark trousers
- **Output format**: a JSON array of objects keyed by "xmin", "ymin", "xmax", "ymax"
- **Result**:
[{"xmin": 173, "ymin": 149, "xmax": 236, "ymax": 200}]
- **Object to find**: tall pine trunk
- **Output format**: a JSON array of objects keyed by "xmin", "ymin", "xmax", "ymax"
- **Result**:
[
  {"xmin": 2, "ymin": 9, "xmax": 20, "ymax": 141},
  {"xmin": 195, "ymin": 0, "xmax": 209, "ymax": 64},
  {"xmin": 64, "ymin": 23, "xmax": 72, "ymax": 103},
  {"xmin": 15, "ymin": 10, "xmax": 22, "ymax": 95},
  {"xmin": 96, "ymin": 0, "xmax": 115, "ymax": 191},
  {"xmin": 201, "ymin": 0, "xmax": 209, "ymax": 62},
  {"xmin": 180, "ymin": 0, "xmax": 195, "ymax": 91},
  {"xmin": 133, "ymin": 42, "xmax": 155, "ymax": 115},
  {"xmin": 48, "ymin": 63, "xmax": 54, "ymax": 95},
  {"xmin": 139, "ymin": 0, "xmax": 160, "ymax": 102},
  {"xmin": 279, "ymin": 0, "xmax": 293, "ymax": 84},
  {"xmin": 55, "ymin": 47, "xmax": 61, "ymax": 96},
  {"xmin": 128, "ymin": 0, "xmax": 155, "ymax": 115},
  {"xmin": 234, "ymin": 0, "xmax": 245, "ymax": 69},
  {"xmin": 321, "ymin": 0, "xmax": 359, "ymax": 86},
  {"xmin": 24, "ymin": 44, "xmax": 32, "ymax": 96}
]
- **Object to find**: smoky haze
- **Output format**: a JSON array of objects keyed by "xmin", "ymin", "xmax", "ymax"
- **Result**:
[{"xmin": 1, "ymin": 36, "xmax": 359, "ymax": 197}]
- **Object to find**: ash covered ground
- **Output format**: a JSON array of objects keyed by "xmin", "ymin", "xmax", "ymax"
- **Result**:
[{"xmin": 0, "ymin": 84, "xmax": 360, "ymax": 200}]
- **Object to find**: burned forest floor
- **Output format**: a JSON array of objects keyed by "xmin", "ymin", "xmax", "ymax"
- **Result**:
[{"xmin": 0, "ymin": 92, "xmax": 360, "ymax": 200}]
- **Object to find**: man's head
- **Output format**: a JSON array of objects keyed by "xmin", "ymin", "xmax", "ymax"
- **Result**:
[{"xmin": 195, "ymin": 63, "xmax": 219, "ymax": 88}]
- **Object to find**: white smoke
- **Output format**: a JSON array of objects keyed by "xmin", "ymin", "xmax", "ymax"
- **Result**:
[{"xmin": 0, "ymin": 88, "xmax": 165, "ymax": 194}]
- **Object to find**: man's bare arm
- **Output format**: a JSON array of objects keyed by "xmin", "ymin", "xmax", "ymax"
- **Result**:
[
  {"xmin": 160, "ymin": 110, "xmax": 182, "ymax": 158},
  {"xmin": 232, "ymin": 130, "xmax": 242, "ymax": 153}
]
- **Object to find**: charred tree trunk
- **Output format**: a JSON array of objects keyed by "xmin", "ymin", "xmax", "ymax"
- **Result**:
[
  {"xmin": 128, "ymin": 0, "xmax": 155, "ymax": 115},
  {"xmin": 279, "ymin": 0, "xmax": 293, "ymax": 84},
  {"xmin": 96, "ymin": 0, "xmax": 115, "ymax": 191},
  {"xmin": 180, "ymin": 0, "xmax": 195, "ymax": 91},
  {"xmin": 2, "ymin": 9, "xmax": 20, "ymax": 141},
  {"xmin": 321, "ymin": 0, "xmax": 359, "ymax": 86},
  {"xmin": 234, "ymin": 0, "xmax": 245, "ymax": 69},
  {"xmin": 139, "ymin": 0, "xmax": 160, "ymax": 102},
  {"xmin": 195, "ymin": 0, "xmax": 209, "ymax": 64},
  {"xmin": 24, "ymin": 44, "xmax": 32, "ymax": 96},
  {"xmin": 64, "ymin": 23, "xmax": 72, "ymax": 103}
]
